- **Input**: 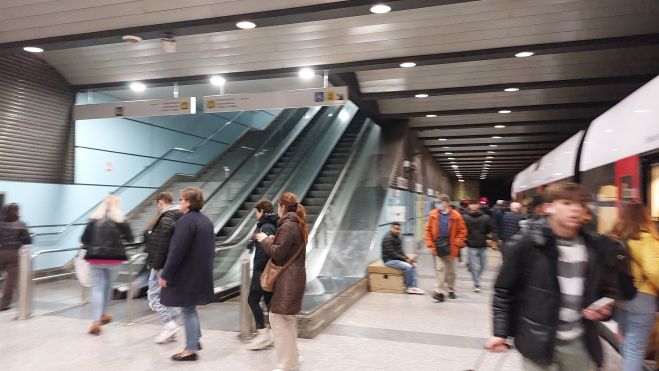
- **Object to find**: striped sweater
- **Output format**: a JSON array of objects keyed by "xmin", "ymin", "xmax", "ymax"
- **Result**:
[{"xmin": 555, "ymin": 236, "xmax": 588, "ymax": 340}]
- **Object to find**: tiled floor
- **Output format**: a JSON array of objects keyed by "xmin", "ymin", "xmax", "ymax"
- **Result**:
[{"xmin": 0, "ymin": 248, "xmax": 621, "ymax": 371}]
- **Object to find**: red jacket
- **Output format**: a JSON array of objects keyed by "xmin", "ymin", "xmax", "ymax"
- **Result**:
[{"xmin": 424, "ymin": 208, "xmax": 467, "ymax": 258}]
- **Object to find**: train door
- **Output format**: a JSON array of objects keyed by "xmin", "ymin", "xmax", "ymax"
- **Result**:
[{"xmin": 642, "ymin": 151, "xmax": 659, "ymax": 224}]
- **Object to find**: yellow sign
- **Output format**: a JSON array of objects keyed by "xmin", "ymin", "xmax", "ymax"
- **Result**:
[
  {"xmin": 180, "ymin": 101, "xmax": 189, "ymax": 110},
  {"xmin": 327, "ymin": 91, "xmax": 336, "ymax": 101},
  {"xmin": 207, "ymin": 100, "xmax": 216, "ymax": 109}
]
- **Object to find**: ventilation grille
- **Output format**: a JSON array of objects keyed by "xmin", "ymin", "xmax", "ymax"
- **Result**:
[{"xmin": 0, "ymin": 55, "xmax": 74, "ymax": 183}]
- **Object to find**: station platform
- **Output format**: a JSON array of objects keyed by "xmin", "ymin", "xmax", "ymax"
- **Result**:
[{"xmin": 0, "ymin": 249, "xmax": 622, "ymax": 371}]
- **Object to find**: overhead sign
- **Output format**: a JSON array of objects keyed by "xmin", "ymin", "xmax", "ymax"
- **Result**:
[
  {"xmin": 74, "ymin": 97, "xmax": 196, "ymax": 120},
  {"xmin": 203, "ymin": 87, "xmax": 348, "ymax": 113}
]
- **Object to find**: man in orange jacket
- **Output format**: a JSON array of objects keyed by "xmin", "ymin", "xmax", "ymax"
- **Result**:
[{"xmin": 424, "ymin": 194, "xmax": 468, "ymax": 302}]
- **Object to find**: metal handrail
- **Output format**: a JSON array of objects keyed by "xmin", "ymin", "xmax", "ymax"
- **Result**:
[
  {"xmin": 306, "ymin": 119, "xmax": 371, "ymax": 245},
  {"xmin": 32, "ymin": 110, "xmax": 247, "ymax": 238}
]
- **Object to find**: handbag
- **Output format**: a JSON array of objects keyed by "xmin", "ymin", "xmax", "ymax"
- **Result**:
[
  {"xmin": 260, "ymin": 243, "xmax": 304, "ymax": 292},
  {"xmin": 74, "ymin": 249, "xmax": 91, "ymax": 288},
  {"xmin": 434, "ymin": 237, "xmax": 450, "ymax": 257}
]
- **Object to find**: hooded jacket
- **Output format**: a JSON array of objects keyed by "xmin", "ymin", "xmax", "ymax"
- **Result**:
[{"xmin": 463, "ymin": 210, "xmax": 493, "ymax": 248}]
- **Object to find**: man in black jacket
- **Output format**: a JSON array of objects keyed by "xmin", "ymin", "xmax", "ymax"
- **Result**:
[
  {"xmin": 486, "ymin": 183, "xmax": 616, "ymax": 370},
  {"xmin": 498, "ymin": 201, "xmax": 525, "ymax": 253},
  {"xmin": 462, "ymin": 202, "xmax": 493, "ymax": 292},
  {"xmin": 382, "ymin": 223, "xmax": 424, "ymax": 294},
  {"xmin": 145, "ymin": 192, "xmax": 183, "ymax": 344}
]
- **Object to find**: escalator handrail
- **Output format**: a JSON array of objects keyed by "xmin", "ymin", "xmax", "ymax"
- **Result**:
[
  {"xmin": 33, "ymin": 110, "xmax": 249, "ymax": 238},
  {"xmin": 209, "ymin": 107, "xmax": 322, "ymax": 235},
  {"xmin": 219, "ymin": 106, "xmax": 342, "ymax": 243},
  {"xmin": 306, "ymin": 119, "xmax": 372, "ymax": 245}
]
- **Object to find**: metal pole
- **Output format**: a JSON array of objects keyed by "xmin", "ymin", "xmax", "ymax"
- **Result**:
[
  {"xmin": 239, "ymin": 254, "xmax": 255, "ymax": 341},
  {"xmin": 125, "ymin": 260, "xmax": 137, "ymax": 326},
  {"xmin": 17, "ymin": 246, "xmax": 33, "ymax": 320}
]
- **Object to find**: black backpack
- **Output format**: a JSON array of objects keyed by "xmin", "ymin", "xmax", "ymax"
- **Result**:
[
  {"xmin": 85, "ymin": 218, "xmax": 127, "ymax": 260},
  {"xmin": 609, "ymin": 237, "xmax": 637, "ymax": 301}
]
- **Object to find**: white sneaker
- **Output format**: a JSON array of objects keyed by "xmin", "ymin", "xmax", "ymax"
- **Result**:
[
  {"xmin": 247, "ymin": 328, "xmax": 274, "ymax": 350},
  {"xmin": 405, "ymin": 287, "xmax": 425, "ymax": 295},
  {"xmin": 474, "ymin": 287, "xmax": 481, "ymax": 293},
  {"xmin": 154, "ymin": 321, "xmax": 180, "ymax": 344}
]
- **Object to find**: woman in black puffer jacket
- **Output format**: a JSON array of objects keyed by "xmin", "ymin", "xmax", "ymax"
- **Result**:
[{"xmin": 246, "ymin": 199, "xmax": 278, "ymax": 350}]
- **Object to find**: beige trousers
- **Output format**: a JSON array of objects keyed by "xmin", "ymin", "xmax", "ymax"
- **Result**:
[
  {"xmin": 434, "ymin": 255, "xmax": 456, "ymax": 294},
  {"xmin": 269, "ymin": 312, "xmax": 300, "ymax": 371}
]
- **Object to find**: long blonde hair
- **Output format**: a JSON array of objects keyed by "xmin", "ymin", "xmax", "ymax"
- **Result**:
[{"xmin": 90, "ymin": 195, "xmax": 125, "ymax": 223}]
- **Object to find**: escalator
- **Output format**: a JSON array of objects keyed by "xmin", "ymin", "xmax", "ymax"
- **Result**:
[
  {"xmin": 216, "ymin": 106, "xmax": 335, "ymax": 240},
  {"xmin": 301, "ymin": 118, "xmax": 363, "ymax": 224}
]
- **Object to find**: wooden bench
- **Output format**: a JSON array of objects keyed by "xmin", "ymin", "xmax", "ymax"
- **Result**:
[{"xmin": 367, "ymin": 254, "xmax": 417, "ymax": 294}]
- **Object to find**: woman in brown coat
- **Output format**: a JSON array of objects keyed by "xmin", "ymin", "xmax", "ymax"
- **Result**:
[{"xmin": 256, "ymin": 192, "xmax": 307, "ymax": 371}]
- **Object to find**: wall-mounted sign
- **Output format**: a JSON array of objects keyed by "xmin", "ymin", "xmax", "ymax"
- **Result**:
[
  {"xmin": 427, "ymin": 188, "xmax": 434, "ymax": 196},
  {"xmin": 387, "ymin": 206, "xmax": 406, "ymax": 223},
  {"xmin": 74, "ymin": 97, "xmax": 196, "ymax": 120},
  {"xmin": 415, "ymin": 183, "xmax": 423, "ymax": 193},
  {"xmin": 203, "ymin": 87, "xmax": 348, "ymax": 113}
]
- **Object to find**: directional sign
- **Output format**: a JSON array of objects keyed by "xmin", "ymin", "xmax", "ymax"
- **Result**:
[
  {"xmin": 74, "ymin": 97, "xmax": 196, "ymax": 120},
  {"xmin": 203, "ymin": 87, "xmax": 348, "ymax": 113}
]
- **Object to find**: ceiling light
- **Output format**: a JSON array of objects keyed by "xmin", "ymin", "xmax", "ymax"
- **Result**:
[
  {"xmin": 236, "ymin": 21, "xmax": 256, "ymax": 29},
  {"xmin": 426, "ymin": 114, "xmax": 437, "ymax": 118},
  {"xmin": 451, "ymin": 165, "xmax": 459, "ymax": 169},
  {"xmin": 487, "ymin": 151, "xmax": 496, "ymax": 154},
  {"xmin": 485, "ymin": 160, "xmax": 492, "ymax": 163},
  {"xmin": 486, "ymin": 156, "xmax": 494, "ymax": 159},
  {"xmin": 129, "ymin": 82, "xmax": 146, "ymax": 92},
  {"xmin": 494, "ymin": 125, "xmax": 506, "ymax": 128},
  {"xmin": 370, "ymin": 4, "xmax": 392, "ymax": 14},
  {"xmin": 445, "ymin": 152, "xmax": 453, "ymax": 155},
  {"xmin": 450, "ymin": 162, "xmax": 457, "ymax": 164},
  {"xmin": 634, "ymin": 109, "xmax": 648, "ymax": 113},
  {"xmin": 438, "ymin": 138, "xmax": 447, "ymax": 141},
  {"xmin": 23, "ymin": 46, "xmax": 44, "ymax": 53},
  {"xmin": 490, "ymin": 145, "xmax": 498, "ymax": 147},
  {"xmin": 442, "ymin": 146, "xmax": 451, "ymax": 149},
  {"xmin": 492, "ymin": 136, "xmax": 502, "ymax": 139},
  {"xmin": 458, "ymin": 179, "xmax": 465, "ymax": 182},
  {"xmin": 504, "ymin": 87, "xmax": 519, "ymax": 92},
  {"xmin": 299, "ymin": 68, "xmax": 315, "ymax": 80},
  {"xmin": 448, "ymin": 157, "xmax": 455, "ymax": 160},
  {"xmin": 210, "ymin": 76, "xmax": 226, "ymax": 86},
  {"xmin": 515, "ymin": 51, "xmax": 534, "ymax": 58},
  {"xmin": 415, "ymin": 93, "xmax": 429, "ymax": 98},
  {"xmin": 400, "ymin": 62, "xmax": 416, "ymax": 68},
  {"xmin": 498, "ymin": 110, "xmax": 511, "ymax": 114}
]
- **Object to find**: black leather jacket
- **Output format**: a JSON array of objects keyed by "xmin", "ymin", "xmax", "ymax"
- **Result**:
[
  {"xmin": 145, "ymin": 208, "xmax": 183, "ymax": 269},
  {"xmin": 381, "ymin": 231, "xmax": 407, "ymax": 262},
  {"xmin": 492, "ymin": 219, "xmax": 618, "ymax": 366}
]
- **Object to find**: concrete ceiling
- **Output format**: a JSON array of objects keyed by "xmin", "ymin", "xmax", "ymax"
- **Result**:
[{"xmin": 2, "ymin": 0, "xmax": 658, "ymax": 180}]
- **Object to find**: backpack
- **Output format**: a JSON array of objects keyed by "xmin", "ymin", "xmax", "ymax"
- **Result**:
[
  {"xmin": 610, "ymin": 237, "xmax": 637, "ymax": 301},
  {"xmin": 85, "ymin": 218, "xmax": 127, "ymax": 260}
]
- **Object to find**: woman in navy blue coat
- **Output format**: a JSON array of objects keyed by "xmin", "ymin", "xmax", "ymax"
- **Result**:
[{"xmin": 160, "ymin": 187, "xmax": 215, "ymax": 361}]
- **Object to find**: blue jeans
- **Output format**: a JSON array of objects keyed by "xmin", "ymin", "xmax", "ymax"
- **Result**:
[
  {"xmin": 90, "ymin": 264, "xmax": 121, "ymax": 322},
  {"xmin": 147, "ymin": 269, "xmax": 179, "ymax": 324},
  {"xmin": 385, "ymin": 260, "xmax": 417, "ymax": 288},
  {"xmin": 468, "ymin": 247, "xmax": 487, "ymax": 287},
  {"xmin": 618, "ymin": 292, "xmax": 657, "ymax": 371},
  {"xmin": 181, "ymin": 306, "xmax": 201, "ymax": 352}
]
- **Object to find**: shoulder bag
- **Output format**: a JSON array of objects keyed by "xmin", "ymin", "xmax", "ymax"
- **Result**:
[
  {"xmin": 260, "ymin": 243, "xmax": 304, "ymax": 292},
  {"xmin": 434, "ymin": 237, "xmax": 450, "ymax": 257}
]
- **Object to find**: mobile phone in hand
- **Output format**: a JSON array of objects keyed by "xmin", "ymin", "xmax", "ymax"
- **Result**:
[{"xmin": 586, "ymin": 297, "xmax": 615, "ymax": 311}]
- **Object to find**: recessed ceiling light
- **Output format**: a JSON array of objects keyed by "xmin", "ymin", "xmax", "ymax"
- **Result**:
[
  {"xmin": 236, "ymin": 21, "xmax": 256, "ymax": 29},
  {"xmin": 504, "ymin": 87, "xmax": 520, "ymax": 92},
  {"xmin": 486, "ymin": 156, "xmax": 494, "ymax": 159},
  {"xmin": 438, "ymin": 138, "xmax": 447, "ymax": 141},
  {"xmin": 515, "ymin": 51, "xmax": 534, "ymax": 58},
  {"xmin": 370, "ymin": 4, "xmax": 392, "ymax": 14},
  {"xmin": 448, "ymin": 157, "xmax": 455, "ymax": 160},
  {"xmin": 442, "ymin": 146, "xmax": 451, "ymax": 149},
  {"xmin": 210, "ymin": 76, "xmax": 226, "ymax": 86},
  {"xmin": 129, "ymin": 82, "xmax": 146, "ymax": 92},
  {"xmin": 498, "ymin": 110, "xmax": 511, "ymax": 114},
  {"xmin": 494, "ymin": 125, "xmax": 506, "ymax": 128},
  {"xmin": 485, "ymin": 160, "xmax": 492, "ymax": 163},
  {"xmin": 458, "ymin": 179, "xmax": 465, "ymax": 182},
  {"xmin": 492, "ymin": 136, "xmax": 502, "ymax": 139},
  {"xmin": 415, "ymin": 93, "xmax": 429, "ymax": 98},
  {"xmin": 451, "ymin": 165, "xmax": 459, "ymax": 169},
  {"xmin": 426, "ymin": 114, "xmax": 437, "ymax": 118},
  {"xmin": 445, "ymin": 152, "xmax": 453, "ymax": 155},
  {"xmin": 400, "ymin": 62, "xmax": 416, "ymax": 68},
  {"xmin": 23, "ymin": 46, "xmax": 44, "ymax": 53},
  {"xmin": 490, "ymin": 145, "xmax": 498, "ymax": 147},
  {"xmin": 299, "ymin": 68, "xmax": 315, "ymax": 80},
  {"xmin": 450, "ymin": 162, "xmax": 457, "ymax": 164},
  {"xmin": 634, "ymin": 109, "xmax": 649, "ymax": 113},
  {"xmin": 487, "ymin": 151, "xmax": 496, "ymax": 154}
]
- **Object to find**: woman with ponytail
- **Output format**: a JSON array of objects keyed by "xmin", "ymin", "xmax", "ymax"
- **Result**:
[{"xmin": 256, "ymin": 192, "xmax": 307, "ymax": 371}]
